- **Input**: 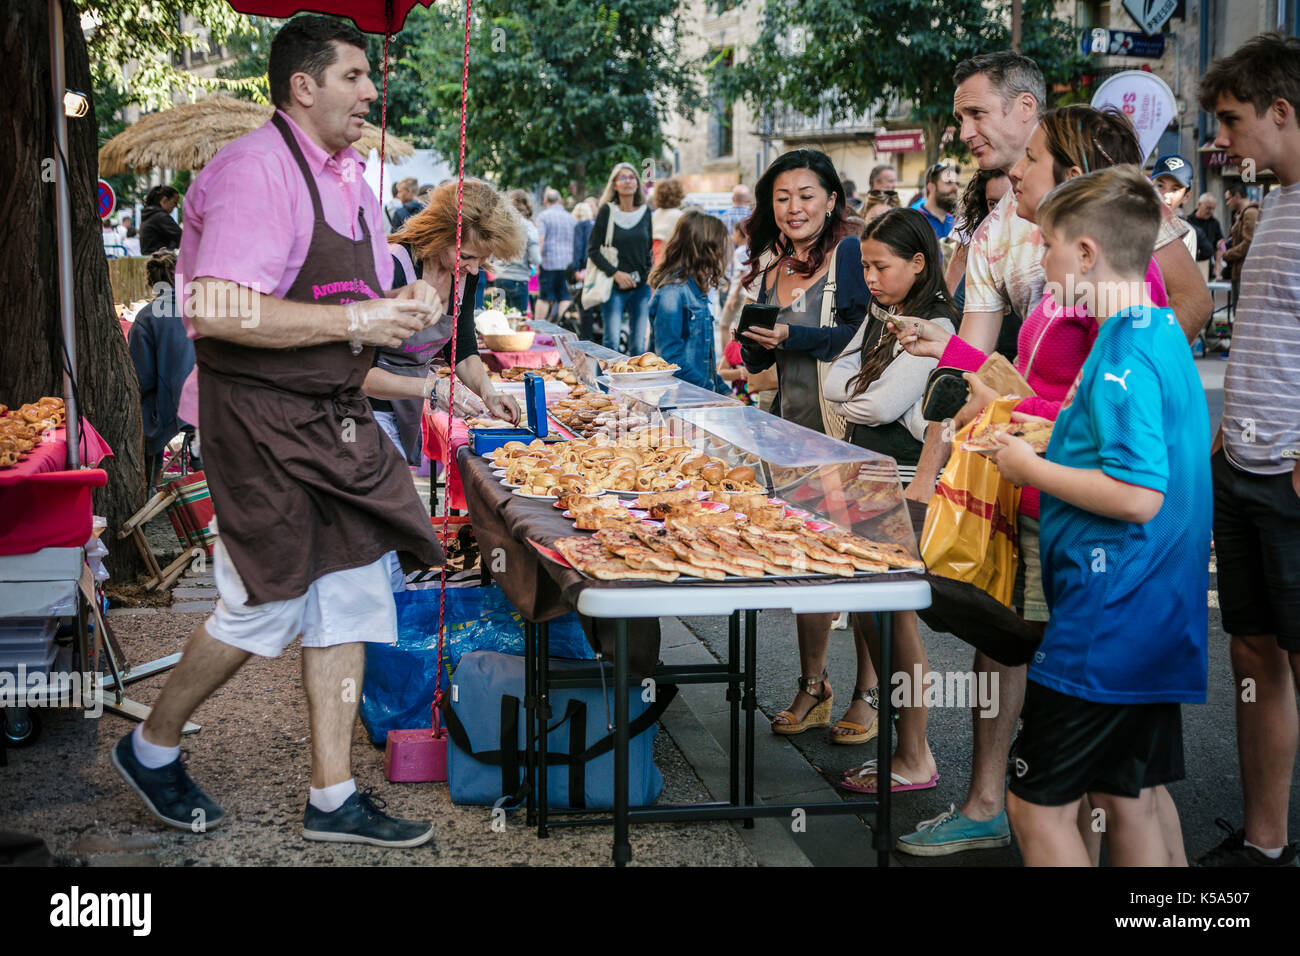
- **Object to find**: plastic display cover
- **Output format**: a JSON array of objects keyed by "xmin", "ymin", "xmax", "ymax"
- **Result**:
[
  {"xmin": 526, "ymin": 319, "xmax": 580, "ymax": 368},
  {"xmin": 568, "ymin": 340, "xmax": 627, "ymax": 391},
  {"xmin": 598, "ymin": 375, "xmax": 742, "ymax": 412},
  {"xmin": 668, "ymin": 405, "xmax": 918, "ymax": 557}
]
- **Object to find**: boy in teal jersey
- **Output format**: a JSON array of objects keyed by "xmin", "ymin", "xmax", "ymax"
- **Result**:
[{"xmin": 989, "ymin": 166, "xmax": 1211, "ymax": 866}]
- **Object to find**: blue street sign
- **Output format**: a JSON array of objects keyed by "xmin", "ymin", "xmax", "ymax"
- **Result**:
[{"xmin": 1081, "ymin": 28, "xmax": 1167, "ymax": 59}]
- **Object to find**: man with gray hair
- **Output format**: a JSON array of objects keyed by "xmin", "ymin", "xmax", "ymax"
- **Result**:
[
  {"xmin": 720, "ymin": 182, "xmax": 753, "ymax": 236},
  {"xmin": 536, "ymin": 187, "xmax": 575, "ymax": 321},
  {"xmin": 1185, "ymin": 191, "xmax": 1225, "ymax": 280}
]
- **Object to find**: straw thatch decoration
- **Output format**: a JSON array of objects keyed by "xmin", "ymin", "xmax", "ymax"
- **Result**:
[{"xmin": 98, "ymin": 94, "xmax": 415, "ymax": 175}]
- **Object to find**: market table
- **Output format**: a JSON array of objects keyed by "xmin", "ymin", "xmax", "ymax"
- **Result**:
[
  {"xmin": 477, "ymin": 338, "xmax": 563, "ymax": 373},
  {"xmin": 457, "ymin": 447, "xmax": 931, "ymax": 866}
]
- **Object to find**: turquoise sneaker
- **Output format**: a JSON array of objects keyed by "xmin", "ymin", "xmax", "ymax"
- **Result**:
[{"xmin": 895, "ymin": 803, "xmax": 1011, "ymax": 857}]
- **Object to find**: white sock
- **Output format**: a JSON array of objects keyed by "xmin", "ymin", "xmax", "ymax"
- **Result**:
[
  {"xmin": 309, "ymin": 778, "xmax": 357, "ymax": 813},
  {"xmin": 1244, "ymin": 839, "xmax": 1284, "ymax": 860},
  {"xmin": 132, "ymin": 724, "xmax": 180, "ymax": 769}
]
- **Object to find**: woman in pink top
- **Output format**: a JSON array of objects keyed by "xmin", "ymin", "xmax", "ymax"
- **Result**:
[{"xmin": 897, "ymin": 106, "xmax": 1175, "ymax": 531}]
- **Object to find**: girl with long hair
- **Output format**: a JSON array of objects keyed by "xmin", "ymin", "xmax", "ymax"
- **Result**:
[
  {"xmin": 647, "ymin": 210, "xmax": 729, "ymax": 391},
  {"xmin": 820, "ymin": 208, "xmax": 957, "ymax": 788}
]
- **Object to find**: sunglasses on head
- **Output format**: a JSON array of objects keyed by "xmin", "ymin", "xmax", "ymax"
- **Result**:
[{"xmin": 866, "ymin": 189, "xmax": 900, "ymax": 206}]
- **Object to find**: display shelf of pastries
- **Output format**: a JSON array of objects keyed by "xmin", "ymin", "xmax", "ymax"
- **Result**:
[
  {"xmin": 597, "ymin": 375, "xmax": 741, "ymax": 414},
  {"xmin": 668, "ymin": 404, "xmax": 917, "ymax": 552},
  {"xmin": 546, "ymin": 487, "xmax": 923, "ymax": 584},
  {"xmin": 0, "ymin": 397, "xmax": 66, "ymax": 468},
  {"xmin": 488, "ymin": 427, "xmax": 764, "ymax": 497}
]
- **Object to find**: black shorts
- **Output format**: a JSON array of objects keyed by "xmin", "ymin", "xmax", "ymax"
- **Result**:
[
  {"xmin": 1211, "ymin": 448, "xmax": 1300, "ymax": 651},
  {"xmin": 1008, "ymin": 681, "xmax": 1184, "ymax": 806}
]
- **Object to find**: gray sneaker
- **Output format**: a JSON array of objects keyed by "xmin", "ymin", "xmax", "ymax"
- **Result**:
[
  {"xmin": 302, "ymin": 788, "xmax": 435, "ymax": 848},
  {"xmin": 111, "ymin": 732, "xmax": 226, "ymax": 832},
  {"xmin": 1196, "ymin": 819, "xmax": 1299, "ymax": 867}
]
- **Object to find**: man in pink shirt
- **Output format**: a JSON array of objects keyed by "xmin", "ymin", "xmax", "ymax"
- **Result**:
[{"xmin": 113, "ymin": 16, "xmax": 445, "ymax": 849}]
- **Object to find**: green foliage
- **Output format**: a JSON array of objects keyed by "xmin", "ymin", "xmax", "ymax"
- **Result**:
[
  {"xmin": 390, "ymin": 0, "xmax": 703, "ymax": 195},
  {"xmin": 717, "ymin": 0, "xmax": 1087, "ymax": 165},
  {"xmin": 81, "ymin": 0, "xmax": 263, "ymax": 109}
]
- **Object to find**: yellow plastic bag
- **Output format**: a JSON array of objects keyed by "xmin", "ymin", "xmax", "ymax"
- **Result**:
[{"xmin": 920, "ymin": 398, "xmax": 1022, "ymax": 607}]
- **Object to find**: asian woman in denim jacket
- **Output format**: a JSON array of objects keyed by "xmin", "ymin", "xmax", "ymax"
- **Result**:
[{"xmin": 647, "ymin": 210, "xmax": 729, "ymax": 392}]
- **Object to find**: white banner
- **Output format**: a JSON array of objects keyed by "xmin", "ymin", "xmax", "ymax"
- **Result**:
[{"xmin": 1090, "ymin": 71, "xmax": 1177, "ymax": 164}]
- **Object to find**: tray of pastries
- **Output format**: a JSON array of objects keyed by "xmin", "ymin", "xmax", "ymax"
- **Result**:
[
  {"xmin": 488, "ymin": 429, "xmax": 764, "ymax": 497},
  {"xmin": 494, "ymin": 365, "xmax": 579, "ymax": 385},
  {"xmin": 600, "ymin": 351, "xmax": 681, "ymax": 386},
  {"xmin": 546, "ymin": 385, "xmax": 652, "ymax": 439},
  {"xmin": 0, "ymin": 397, "xmax": 65, "ymax": 468},
  {"xmin": 544, "ymin": 488, "xmax": 923, "ymax": 583}
]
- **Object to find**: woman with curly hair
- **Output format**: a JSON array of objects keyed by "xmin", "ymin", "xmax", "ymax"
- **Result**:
[{"xmin": 365, "ymin": 178, "xmax": 525, "ymax": 463}]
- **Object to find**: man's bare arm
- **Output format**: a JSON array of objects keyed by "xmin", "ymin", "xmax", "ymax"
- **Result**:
[
  {"xmin": 956, "ymin": 309, "xmax": 1003, "ymax": 353},
  {"xmin": 906, "ymin": 421, "xmax": 951, "ymax": 502},
  {"xmin": 1155, "ymin": 239, "xmax": 1214, "ymax": 343},
  {"xmin": 189, "ymin": 277, "xmax": 430, "ymax": 349}
]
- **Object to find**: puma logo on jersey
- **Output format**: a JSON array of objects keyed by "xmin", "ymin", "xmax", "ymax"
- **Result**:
[{"xmin": 1104, "ymin": 369, "xmax": 1132, "ymax": 391}]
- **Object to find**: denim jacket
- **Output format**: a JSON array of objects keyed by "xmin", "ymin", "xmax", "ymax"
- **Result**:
[{"xmin": 649, "ymin": 277, "xmax": 725, "ymax": 392}]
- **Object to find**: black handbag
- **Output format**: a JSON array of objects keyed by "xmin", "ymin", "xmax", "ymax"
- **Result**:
[{"xmin": 921, "ymin": 366, "xmax": 970, "ymax": 422}]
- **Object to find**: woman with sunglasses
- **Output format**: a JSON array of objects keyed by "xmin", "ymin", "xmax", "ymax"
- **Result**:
[
  {"xmin": 738, "ymin": 149, "xmax": 880, "ymax": 743},
  {"xmin": 589, "ymin": 163, "xmax": 655, "ymax": 354}
]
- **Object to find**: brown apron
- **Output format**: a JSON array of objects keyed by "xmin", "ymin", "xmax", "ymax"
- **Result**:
[{"xmin": 195, "ymin": 113, "xmax": 443, "ymax": 605}]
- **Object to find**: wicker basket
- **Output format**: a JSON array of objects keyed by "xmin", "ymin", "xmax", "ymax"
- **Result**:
[{"xmin": 483, "ymin": 331, "xmax": 535, "ymax": 352}]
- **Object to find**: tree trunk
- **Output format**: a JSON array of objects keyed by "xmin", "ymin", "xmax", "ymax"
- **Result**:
[{"xmin": 1, "ymin": 0, "xmax": 146, "ymax": 580}]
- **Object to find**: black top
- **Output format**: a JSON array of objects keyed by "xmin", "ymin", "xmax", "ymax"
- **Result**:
[
  {"xmin": 1184, "ymin": 210, "xmax": 1224, "ymax": 262},
  {"xmin": 371, "ymin": 254, "xmax": 479, "ymax": 414},
  {"xmin": 589, "ymin": 203, "xmax": 653, "ymax": 284},
  {"xmin": 388, "ymin": 248, "xmax": 479, "ymax": 365},
  {"xmin": 740, "ymin": 235, "xmax": 872, "ymax": 373},
  {"xmin": 139, "ymin": 204, "xmax": 182, "ymax": 254}
]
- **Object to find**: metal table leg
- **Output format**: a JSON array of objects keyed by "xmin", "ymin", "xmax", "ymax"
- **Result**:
[
  {"xmin": 613, "ymin": 619, "xmax": 631, "ymax": 866},
  {"xmin": 728, "ymin": 610, "xmax": 740, "ymax": 807},
  {"xmin": 743, "ymin": 609, "xmax": 757, "ymax": 828},
  {"xmin": 537, "ymin": 620, "xmax": 551, "ymax": 838},
  {"xmin": 524, "ymin": 620, "xmax": 536, "ymax": 828},
  {"xmin": 876, "ymin": 611, "xmax": 893, "ymax": 868}
]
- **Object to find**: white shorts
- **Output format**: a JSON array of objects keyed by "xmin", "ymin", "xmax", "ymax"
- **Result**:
[{"xmin": 205, "ymin": 531, "xmax": 398, "ymax": 658}]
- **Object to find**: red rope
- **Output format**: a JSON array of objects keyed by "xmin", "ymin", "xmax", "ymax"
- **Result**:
[
  {"xmin": 378, "ymin": 27, "xmax": 390, "ymax": 202},
  {"xmin": 433, "ymin": 0, "xmax": 474, "ymax": 728}
]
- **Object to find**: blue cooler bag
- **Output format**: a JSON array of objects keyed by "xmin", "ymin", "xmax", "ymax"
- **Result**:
[{"xmin": 444, "ymin": 651, "xmax": 675, "ymax": 810}]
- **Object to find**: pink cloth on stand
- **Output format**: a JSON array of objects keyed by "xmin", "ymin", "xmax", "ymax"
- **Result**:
[
  {"xmin": 477, "ymin": 344, "xmax": 562, "ymax": 372},
  {"xmin": 940, "ymin": 256, "xmax": 1168, "ymax": 518},
  {"xmin": 421, "ymin": 406, "xmax": 470, "ymax": 512}
]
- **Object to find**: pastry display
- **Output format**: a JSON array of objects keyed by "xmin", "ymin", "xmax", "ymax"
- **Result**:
[
  {"xmin": 541, "ymin": 476, "xmax": 923, "ymax": 583},
  {"xmin": 601, "ymin": 352, "xmax": 678, "ymax": 375},
  {"xmin": 494, "ymin": 365, "xmax": 579, "ymax": 385},
  {"xmin": 489, "ymin": 428, "xmax": 763, "ymax": 496},
  {"xmin": 547, "ymin": 386, "xmax": 651, "ymax": 439},
  {"xmin": 0, "ymin": 396, "xmax": 64, "ymax": 468}
]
